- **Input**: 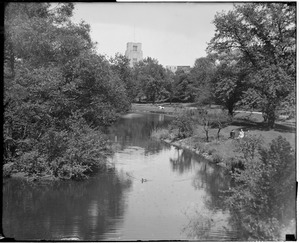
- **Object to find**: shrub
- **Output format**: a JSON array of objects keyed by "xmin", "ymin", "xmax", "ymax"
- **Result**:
[
  {"xmin": 52, "ymin": 112, "xmax": 111, "ymax": 179},
  {"xmin": 224, "ymin": 136, "xmax": 296, "ymax": 240},
  {"xmin": 57, "ymin": 164, "xmax": 90, "ymax": 180},
  {"xmin": 16, "ymin": 151, "xmax": 45, "ymax": 175},
  {"xmin": 233, "ymin": 134, "xmax": 264, "ymax": 162},
  {"xmin": 10, "ymin": 112, "xmax": 112, "ymax": 180},
  {"xmin": 224, "ymin": 157, "xmax": 244, "ymax": 172},
  {"xmin": 259, "ymin": 136, "xmax": 296, "ymax": 221},
  {"xmin": 169, "ymin": 113, "xmax": 194, "ymax": 139},
  {"xmin": 3, "ymin": 162, "xmax": 14, "ymax": 178}
]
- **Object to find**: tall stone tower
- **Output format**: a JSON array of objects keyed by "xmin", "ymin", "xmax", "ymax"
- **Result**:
[{"xmin": 125, "ymin": 42, "xmax": 143, "ymax": 67}]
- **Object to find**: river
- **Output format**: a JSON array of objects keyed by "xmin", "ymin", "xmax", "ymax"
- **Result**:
[{"xmin": 3, "ymin": 112, "xmax": 238, "ymax": 241}]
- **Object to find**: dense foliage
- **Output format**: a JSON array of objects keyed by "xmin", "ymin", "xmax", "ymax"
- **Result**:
[
  {"xmin": 190, "ymin": 57, "xmax": 216, "ymax": 106},
  {"xmin": 4, "ymin": 3, "xmax": 131, "ymax": 179},
  {"xmin": 131, "ymin": 57, "xmax": 216, "ymax": 104},
  {"xmin": 169, "ymin": 112, "xmax": 195, "ymax": 139},
  {"xmin": 225, "ymin": 136, "xmax": 296, "ymax": 240},
  {"xmin": 208, "ymin": 3, "xmax": 296, "ymax": 127},
  {"xmin": 132, "ymin": 57, "xmax": 168, "ymax": 103},
  {"xmin": 137, "ymin": 3, "xmax": 295, "ymax": 129}
]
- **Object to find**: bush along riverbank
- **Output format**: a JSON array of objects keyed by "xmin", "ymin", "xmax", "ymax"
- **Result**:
[
  {"xmin": 4, "ymin": 3, "xmax": 134, "ymax": 182},
  {"xmin": 3, "ymin": 112, "xmax": 117, "ymax": 182},
  {"xmin": 151, "ymin": 109, "xmax": 296, "ymax": 240},
  {"xmin": 151, "ymin": 108, "xmax": 295, "ymax": 169},
  {"xmin": 150, "ymin": 109, "xmax": 241, "ymax": 168},
  {"xmin": 152, "ymin": 126, "xmax": 240, "ymax": 168}
]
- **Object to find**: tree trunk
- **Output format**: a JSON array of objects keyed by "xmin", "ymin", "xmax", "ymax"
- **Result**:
[
  {"xmin": 152, "ymin": 93, "xmax": 156, "ymax": 104},
  {"xmin": 217, "ymin": 128, "xmax": 221, "ymax": 140},
  {"xmin": 10, "ymin": 52, "xmax": 15, "ymax": 78},
  {"xmin": 267, "ymin": 110, "xmax": 276, "ymax": 129},
  {"xmin": 265, "ymin": 103, "xmax": 276, "ymax": 129},
  {"xmin": 169, "ymin": 93, "xmax": 173, "ymax": 104},
  {"xmin": 205, "ymin": 130, "xmax": 209, "ymax": 142},
  {"xmin": 228, "ymin": 106, "xmax": 234, "ymax": 117}
]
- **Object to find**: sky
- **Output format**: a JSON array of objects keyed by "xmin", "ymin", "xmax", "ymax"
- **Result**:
[{"xmin": 71, "ymin": 3, "xmax": 235, "ymax": 67}]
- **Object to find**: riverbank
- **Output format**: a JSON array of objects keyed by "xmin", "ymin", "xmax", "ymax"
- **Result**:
[
  {"xmin": 3, "ymin": 138, "xmax": 118, "ymax": 182},
  {"xmin": 156, "ymin": 125, "xmax": 295, "ymax": 166},
  {"xmin": 150, "ymin": 106, "xmax": 296, "ymax": 168}
]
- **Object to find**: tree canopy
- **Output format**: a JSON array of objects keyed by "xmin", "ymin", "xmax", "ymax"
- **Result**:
[
  {"xmin": 226, "ymin": 136, "xmax": 296, "ymax": 240},
  {"xmin": 190, "ymin": 57, "xmax": 216, "ymax": 106},
  {"xmin": 208, "ymin": 3, "xmax": 296, "ymax": 127},
  {"xmin": 4, "ymin": 3, "xmax": 131, "ymax": 179},
  {"xmin": 132, "ymin": 57, "xmax": 167, "ymax": 103}
]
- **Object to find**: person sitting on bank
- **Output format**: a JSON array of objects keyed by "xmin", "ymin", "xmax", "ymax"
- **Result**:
[
  {"xmin": 238, "ymin": 129, "xmax": 244, "ymax": 139},
  {"xmin": 230, "ymin": 130, "xmax": 235, "ymax": 139}
]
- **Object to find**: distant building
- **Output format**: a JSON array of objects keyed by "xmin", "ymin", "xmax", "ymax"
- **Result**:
[
  {"xmin": 166, "ymin": 65, "xmax": 191, "ymax": 73},
  {"xmin": 125, "ymin": 42, "xmax": 143, "ymax": 67},
  {"xmin": 177, "ymin": 66, "xmax": 191, "ymax": 73},
  {"xmin": 166, "ymin": 65, "xmax": 178, "ymax": 73}
]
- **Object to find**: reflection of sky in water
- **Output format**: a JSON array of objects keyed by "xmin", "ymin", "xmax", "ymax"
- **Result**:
[
  {"xmin": 3, "ymin": 113, "xmax": 236, "ymax": 241},
  {"xmin": 109, "ymin": 143, "xmax": 234, "ymax": 240}
]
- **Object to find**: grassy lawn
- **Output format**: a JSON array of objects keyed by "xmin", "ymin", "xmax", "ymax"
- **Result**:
[
  {"xmin": 146, "ymin": 103, "xmax": 296, "ymax": 164},
  {"xmin": 165, "ymin": 123, "xmax": 295, "ymax": 166},
  {"xmin": 131, "ymin": 102, "xmax": 197, "ymax": 114}
]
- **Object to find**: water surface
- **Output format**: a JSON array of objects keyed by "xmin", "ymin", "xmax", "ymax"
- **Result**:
[{"xmin": 3, "ymin": 112, "xmax": 237, "ymax": 241}]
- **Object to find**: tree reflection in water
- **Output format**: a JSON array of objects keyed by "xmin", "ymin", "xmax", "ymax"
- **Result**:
[
  {"xmin": 184, "ymin": 165, "xmax": 238, "ymax": 240},
  {"xmin": 107, "ymin": 113, "xmax": 172, "ymax": 155},
  {"xmin": 170, "ymin": 148, "xmax": 193, "ymax": 174},
  {"xmin": 3, "ymin": 169, "xmax": 132, "ymax": 240},
  {"xmin": 170, "ymin": 147, "xmax": 237, "ymax": 240},
  {"xmin": 182, "ymin": 199, "xmax": 237, "ymax": 241},
  {"xmin": 192, "ymin": 164, "xmax": 230, "ymax": 210}
]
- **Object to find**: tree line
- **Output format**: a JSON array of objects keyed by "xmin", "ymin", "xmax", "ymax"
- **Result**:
[
  {"xmin": 128, "ymin": 3, "xmax": 295, "ymax": 130},
  {"xmin": 4, "ymin": 3, "xmax": 133, "ymax": 179},
  {"xmin": 3, "ymin": 2, "xmax": 295, "ymax": 179}
]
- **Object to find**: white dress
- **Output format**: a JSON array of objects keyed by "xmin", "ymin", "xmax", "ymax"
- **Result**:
[{"xmin": 239, "ymin": 130, "xmax": 244, "ymax": 138}]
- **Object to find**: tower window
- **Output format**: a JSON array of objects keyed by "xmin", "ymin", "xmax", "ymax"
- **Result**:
[{"xmin": 133, "ymin": 45, "xmax": 137, "ymax": 51}]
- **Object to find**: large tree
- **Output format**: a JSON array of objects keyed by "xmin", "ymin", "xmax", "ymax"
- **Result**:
[
  {"xmin": 4, "ymin": 3, "xmax": 131, "ymax": 179},
  {"xmin": 208, "ymin": 3, "xmax": 296, "ymax": 128},
  {"xmin": 133, "ymin": 57, "xmax": 166, "ymax": 104},
  {"xmin": 173, "ymin": 70, "xmax": 194, "ymax": 102},
  {"xmin": 190, "ymin": 56, "xmax": 216, "ymax": 106},
  {"xmin": 109, "ymin": 53, "xmax": 135, "ymax": 102},
  {"xmin": 211, "ymin": 50, "xmax": 250, "ymax": 116},
  {"xmin": 163, "ymin": 69, "xmax": 176, "ymax": 104},
  {"xmin": 225, "ymin": 136, "xmax": 296, "ymax": 240}
]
